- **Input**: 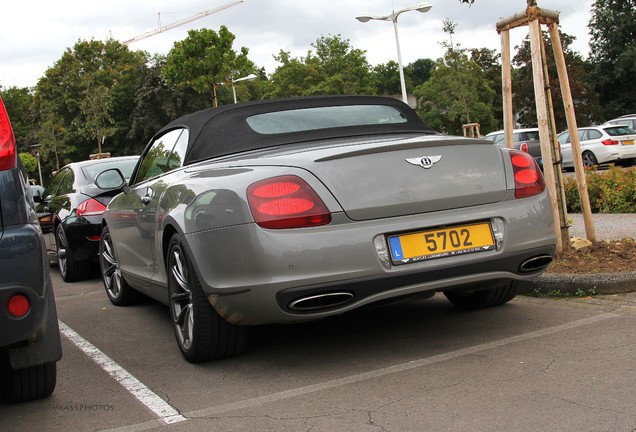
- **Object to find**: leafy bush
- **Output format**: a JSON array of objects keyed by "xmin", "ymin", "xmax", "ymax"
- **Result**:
[{"xmin": 563, "ymin": 166, "xmax": 636, "ymax": 213}]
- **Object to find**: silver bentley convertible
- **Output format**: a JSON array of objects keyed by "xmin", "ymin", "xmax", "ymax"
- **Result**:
[{"xmin": 96, "ymin": 95, "xmax": 557, "ymax": 362}]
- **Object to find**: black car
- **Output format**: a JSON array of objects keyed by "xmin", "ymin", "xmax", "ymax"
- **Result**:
[
  {"xmin": 38, "ymin": 156, "xmax": 138, "ymax": 282},
  {"xmin": 0, "ymin": 96, "xmax": 62, "ymax": 402}
]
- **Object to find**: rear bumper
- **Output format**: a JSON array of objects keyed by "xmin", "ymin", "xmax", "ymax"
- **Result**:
[
  {"xmin": 184, "ymin": 193, "xmax": 557, "ymax": 325},
  {"xmin": 59, "ymin": 217, "xmax": 102, "ymax": 262},
  {"xmin": 619, "ymin": 143, "xmax": 636, "ymax": 159},
  {"xmin": 0, "ymin": 225, "xmax": 62, "ymax": 368},
  {"xmin": 275, "ymin": 244, "xmax": 555, "ymax": 315}
]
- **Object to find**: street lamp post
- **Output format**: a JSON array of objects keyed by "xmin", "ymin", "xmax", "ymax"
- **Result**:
[
  {"xmin": 230, "ymin": 73, "xmax": 257, "ymax": 104},
  {"xmin": 29, "ymin": 144, "xmax": 43, "ymax": 186},
  {"xmin": 356, "ymin": 3, "xmax": 433, "ymax": 105}
]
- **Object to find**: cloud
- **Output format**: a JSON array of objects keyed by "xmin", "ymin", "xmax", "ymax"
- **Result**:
[{"xmin": 0, "ymin": 0, "xmax": 593, "ymax": 88}]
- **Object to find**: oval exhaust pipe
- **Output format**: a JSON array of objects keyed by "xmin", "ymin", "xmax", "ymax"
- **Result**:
[
  {"xmin": 519, "ymin": 254, "xmax": 553, "ymax": 273},
  {"xmin": 288, "ymin": 292, "xmax": 354, "ymax": 311}
]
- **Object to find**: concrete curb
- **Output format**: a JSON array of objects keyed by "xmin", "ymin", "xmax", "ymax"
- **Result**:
[{"xmin": 518, "ymin": 272, "xmax": 636, "ymax": 296}]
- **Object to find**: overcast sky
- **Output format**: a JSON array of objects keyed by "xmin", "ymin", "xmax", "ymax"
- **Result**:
[{"xmin": 0, "ymin": 0, "xmax": 593, "ymax": 89}]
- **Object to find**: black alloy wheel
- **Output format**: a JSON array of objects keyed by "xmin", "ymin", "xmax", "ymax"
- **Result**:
[
  {"xmin": 582, "ymin": 151, "xmax": 599, "ymax": 169},
  {"xmin": 100, "ymin": 225, "xmax": 140, "ymax": 306},
  {"xmin": 167, "ymin": 233, "xmax": 246, "ymax": 362},
  {"xmin": 55, "ymin": 225, "xmax": 84, "ymax": 282}
]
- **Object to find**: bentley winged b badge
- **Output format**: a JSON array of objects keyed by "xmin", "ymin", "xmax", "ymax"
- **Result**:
[{"xmin": 405, "ymin": 155, "xmax": 442, "ymax": 169}]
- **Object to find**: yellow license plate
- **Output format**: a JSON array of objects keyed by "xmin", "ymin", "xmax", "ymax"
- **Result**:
[
  {"xmin": 622, "ymin": 139, "xmax": 634, "ymax": 145},
  {"xmin": 388, "ymin": 222, "xmax": 495, "ymax": 265}
]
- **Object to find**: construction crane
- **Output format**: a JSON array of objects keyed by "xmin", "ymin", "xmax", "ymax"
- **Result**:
[{"xmin": 123, "ymin": 0, "xmax": 244, "ymax": 45}]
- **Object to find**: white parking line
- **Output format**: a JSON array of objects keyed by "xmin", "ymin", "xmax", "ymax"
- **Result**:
[{"xmin": 58, "ymin": 321, "xmax": 187, "ymax": 425}]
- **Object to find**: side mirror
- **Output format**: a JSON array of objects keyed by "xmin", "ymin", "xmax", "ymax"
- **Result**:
[{"xmin": 95, "ymin": 168, "xmax": 130, "ymax": 194}]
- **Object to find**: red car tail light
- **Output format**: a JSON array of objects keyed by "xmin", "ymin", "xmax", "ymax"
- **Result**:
[
  {"xmin": 8, "ymin": 294, "xmax": 30, "ymax": 318},
  {"xmin": 601, "ymin": 139, "xmax": 618, "ymax": 146},
  {"xmin": 247, "ymin": 175, "xmax": 331, "ymax": 229},
  {"xmin": 0, "ymin": 98, "xmax": 17, "ymax": 171},
  {"xmin": 520, "ymin": 142, "xmax": 529, "ymax": 153},
  {"xmin": 76, "ymin": 198, "xmax": 107, "ymax": 217},
  {"xmin": 509, "ymin": 150, "xmax": 545, "ymax": 199}
]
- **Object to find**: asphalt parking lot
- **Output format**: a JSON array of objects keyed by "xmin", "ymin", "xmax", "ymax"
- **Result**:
[{"xmin": 1, "ymin": 269, "xmax": 635, "ymax": 432}]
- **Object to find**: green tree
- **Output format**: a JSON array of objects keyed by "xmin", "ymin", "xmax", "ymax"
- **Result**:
[
  {"xmin": 469, "ymin": 48, "xmax": 502, "ymax": 130},
  {"xmin": 37, "ymin": 100, "xmax": 67, "ymax": 176},
  {"xmin": 512, "ymin": 30, "xmax": 601, "ymax": 130},
  {"xmin": 34, "ymin": 38, "xmax": 147, "ymax": 168},
  {"xmin": 372, "ymin": 61, "xmax": 401, "ymax": 96},
  {"xmin": 265, "ymin": 35, "xmax": 374, "ymax": 98},
  {"xmin": 74, "ymin": 84, "xmax": 116, "ymax": 156},
  {"xmin": 18, "ymin": 152, "xmax": 38, "ymax": 179},
  {"xmin": 0, "ymin": 86, "xmax": 36, "ymax": 152},
  {"xmin": 415, "ymin": 20, "xmax": 497, "ymax": 134},
  {"xmin": 163, "ymin": 26, "xmax": 257, "ymax": 106},
  {"xmin": 405, "ymin": 58, "xmax": 435, "ymax": 88},
  {"xmin": 588, "ymin": 0, "xmax": 636, "ymax": 119}
]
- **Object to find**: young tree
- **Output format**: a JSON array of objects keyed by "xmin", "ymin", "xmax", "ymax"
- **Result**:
[
  {"xmin": 162, "ymin": 26, "xmax": 257, "ymax": 106},
  {"xmin": 74, "ymin": 84, "xmax": 116, "ymax": 157},
  {"xmin": 469, "ymin": 48, "xmax": 503, "ymax": 130},
  {"xmin": 415, "ymin": 20, "xmax": 497, "ymax": 135},
  {"xmin": 588, "ymin": 0, "xmax": 636, "ymax": 119}
]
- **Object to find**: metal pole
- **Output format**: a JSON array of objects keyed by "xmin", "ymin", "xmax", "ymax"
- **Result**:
[
  {"xmin": 36, "ymin": 150, "xmax": 43, "ymax": 186},
  {"xmin": 392, "ymin": 19, "xmax": 408, "ymax": 104}
]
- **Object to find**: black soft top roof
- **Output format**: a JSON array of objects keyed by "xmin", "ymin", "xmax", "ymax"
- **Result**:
[{"xmin": 155, "ymin": 95, "xmax": 435, "ymax": 165}]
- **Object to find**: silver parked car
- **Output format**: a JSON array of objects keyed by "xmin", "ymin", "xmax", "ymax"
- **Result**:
[
  {"xmin": 483, "ymin": 127, "xmax": 543, "ymax": 167},
  {"xmin": 97, "ymin": 96, "xmax": 557, "ymax": 362},
  {"xmin": 557, "ymin": 125, "xmax": 636, "ymax": 169}
]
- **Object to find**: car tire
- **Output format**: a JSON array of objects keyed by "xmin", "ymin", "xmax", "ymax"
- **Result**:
[
  {"xmin": 581, "ymin": 151, "xmax": 598, "ymax": 169},
  {"xmin": 167, "ymin": 233, "xmax": 246, "ymax": 362},
  {"xmin": 100, "ymin": 225, "xmax": 142, "ymax": 306},
  {"xmin": 0, "ymin": 358, "xmax": 56, "ymax": 403},
  {"xmin": 56, "ymin": 225, "xmax": 86, "ymax": 282},
  {"xmin": 443, "ymin": 281, "xmax": 518, "ymax": 310}
]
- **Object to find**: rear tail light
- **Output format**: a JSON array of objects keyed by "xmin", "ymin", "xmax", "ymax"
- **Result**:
[
  {"xmin": 509, "ymin": 150, "xmax": 545, "ymax": 199},
  {"xmin": 76, "ymin": 198, "xmax": 107, "ymax": 217},
  {"xmin": 8, "ymin": 294, "xmax": 30, "ymax": 318},
  {"xmin": 0, "ymin": 98, "xmax": 17, "ymax": 171},
  {"xmin": 247, "ymin": 175, "xmax": 331, "ymax": 229},
  {"xmin": 520, "ymin": 142, "xmax": 529, "ymax": 153},
  {"xmin": 601, "ymin": 139, "xmax": 618, "ymax": 146}
]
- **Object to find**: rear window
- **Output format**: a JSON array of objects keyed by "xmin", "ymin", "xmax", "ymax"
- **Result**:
[
  {"xmin": 245, "ymin": 105, "xmax": 407, "ymax": 135},
  {"xmin": 604, "ymin": 126, "xmax": 635, "ymax": 136},
  {"xmin": 81, "ymin": 158, "xmax": 138, "ymax": 182},
  {"xmin": 522, "ymin": 130, "xmax": 540, "ymax": 140}
]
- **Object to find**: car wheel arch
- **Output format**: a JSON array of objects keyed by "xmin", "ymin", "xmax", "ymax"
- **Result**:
[{"xmin": 162, "ymin": 224, "xmax": 180, "ymax": 270}]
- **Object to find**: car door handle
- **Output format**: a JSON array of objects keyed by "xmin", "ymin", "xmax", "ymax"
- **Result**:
[{"xmin": 140, "ymin": 196, "xmax": 152, "ymax": 205}]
